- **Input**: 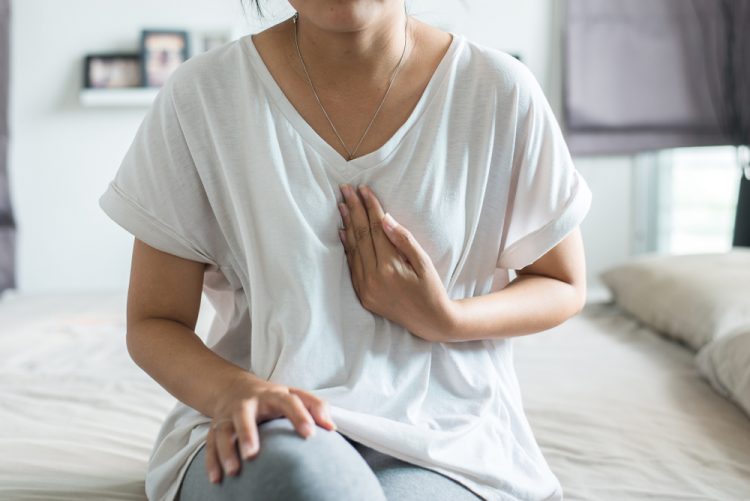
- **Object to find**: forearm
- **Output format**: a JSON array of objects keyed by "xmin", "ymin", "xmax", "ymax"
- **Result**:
[
  {"xmin": 126, "ymin": 318, "xmax": 264, "ymax": 417},
  {"xmin": 445, "ymin": 273, "xmax": 585, "ymax": 342}
]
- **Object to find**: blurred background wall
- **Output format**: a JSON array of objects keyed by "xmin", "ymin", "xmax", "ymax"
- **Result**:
[{"xmin": 8, "ymin": 0, "xmax": 729, "ymax": 300}]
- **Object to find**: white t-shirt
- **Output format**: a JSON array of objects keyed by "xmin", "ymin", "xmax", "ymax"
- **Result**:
[{"xmin": 99, "ymin": 29, "xmax": 591, "ymax": 501}]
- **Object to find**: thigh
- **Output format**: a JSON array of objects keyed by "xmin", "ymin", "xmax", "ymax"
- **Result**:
[
  {"xmin": 346, "ymin": 439, "xmax": 485, "ymax": 501},
  {"xmin": 178, "ymin": 417, "xmax": 388, "ymax": 501}
]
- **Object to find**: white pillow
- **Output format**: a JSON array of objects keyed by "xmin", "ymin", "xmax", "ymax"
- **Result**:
[
  {"xmin": 599, "ymin": 248, "xmax": 750, "ymax": 351},
  {"xmin": 696, "ymin": 327, "xmax": 750, "ymax": 419}
]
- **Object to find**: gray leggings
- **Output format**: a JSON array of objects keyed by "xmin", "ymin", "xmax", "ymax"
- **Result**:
[{"xmin": 177, "ymin": 416, "xmax": 484, "ymax": 501}]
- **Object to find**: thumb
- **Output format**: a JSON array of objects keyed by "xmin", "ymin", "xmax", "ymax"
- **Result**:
[{"xmin": 382, "ymin": 213, "xmax": 426, "ymax": 276}]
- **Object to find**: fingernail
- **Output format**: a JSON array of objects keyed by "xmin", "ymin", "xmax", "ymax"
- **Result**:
[
  {"xmin": 383, "ymin": 212, "xmax": 396, "ymax": 231},
  {"xmin": 301, "ymin": 422, "xmax": 315, "ymax": 438},
  {"xmin": 358, "ymin": 184, "xmax": 368, "ymax": 196},
  {"xmin": 240, "ymin": 441, "xmax": 253, "ymax": 459},
  {"xmin": 210, "ymin": 470, "xmax": 219, "ymax": 483},
  {"xmin": 338, "ymin": 229, "xmax": 346, "ymax": 244}
]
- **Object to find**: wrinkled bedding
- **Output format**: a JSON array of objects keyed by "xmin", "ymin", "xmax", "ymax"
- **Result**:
[
  {"xmin": 0, "ymin": 290, "xmax": 214, "ymax": 501},
  {"xmin": 514, "ymin": 302, "xmax": 750, "ymax": 500},
  {"xmin": 1, "ymin": 291, "xmax": 748, "ymax": 500}
]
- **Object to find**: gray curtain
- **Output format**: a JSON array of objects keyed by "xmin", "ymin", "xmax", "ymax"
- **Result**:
[
  {"xmin": 0, "ymin": 0, "xmax": 15, "ymax": 293},
  {"xmin": 563, "ymin": 0, "xmax": 750, "ymax": 156}
]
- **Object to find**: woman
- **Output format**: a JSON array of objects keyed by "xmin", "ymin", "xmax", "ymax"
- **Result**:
[{"xmin": 99, "ymin": 1, "xmax": 592, "ymax": 500}]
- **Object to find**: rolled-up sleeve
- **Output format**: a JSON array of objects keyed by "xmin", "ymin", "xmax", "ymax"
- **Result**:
[
  {"xmin": 496, "ymin": 63, "xmax": 592, "ymax": 271},
  {"xmin": 99, "ymin": 74, "xmax": 222, "ymax": 266}
]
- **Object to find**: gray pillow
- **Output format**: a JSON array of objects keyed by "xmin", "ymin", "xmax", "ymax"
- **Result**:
[
  {"xmin": 599, "ymin": 248, "xmax": 750, "ymax": 351},
  {"xmin": 696, "ymin": 327, "xmax": 750, "ymax": 419}
]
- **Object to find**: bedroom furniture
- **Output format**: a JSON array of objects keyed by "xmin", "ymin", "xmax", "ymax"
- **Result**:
[
  {"xmin": 597, "ymin": 248, "xmax": 750, "ymax": 431},
  {"xmin": 514, "ymin": 300, "xmax": 750, "ymax": 500},
  {"xmin": 1, "ymin": 280, "xmax": 749, "ymax": 500},
  {"xmin": 598, "ymin": 249, "xmax": 750, "ymax": 351},
  {"xmin": 697, "ymin": 328, "xmax": 750, "ymax": 418},
  {"xmin": 79, "ymin": 87, "xmax": 159, "ymax": 108},
  {"xmin": 0, "ymin": 289, "xmax": 214, "ymax": 501}
]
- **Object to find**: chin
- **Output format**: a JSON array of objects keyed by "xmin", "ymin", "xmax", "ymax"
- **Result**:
[{"xmin": 289, "ymin": 0, "xmax": 395, "ymax": 32}]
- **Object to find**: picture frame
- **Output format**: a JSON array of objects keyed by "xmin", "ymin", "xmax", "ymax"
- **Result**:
[
  {"xmin": 139, "ymin": 29, "xmax": 190, "ymax": 88},
  {"xmin": 195, "ymin": 29, "xmax": 232, "ymax": 54},
  {"xmin": 83, "ymin": 53, "xmax": 141, "ymax": 89}
]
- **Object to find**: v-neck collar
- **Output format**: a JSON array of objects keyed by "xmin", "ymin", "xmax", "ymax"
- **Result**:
[{"xmin": 241, "ymin": 29, "xmax": 465, "ymax": 175}]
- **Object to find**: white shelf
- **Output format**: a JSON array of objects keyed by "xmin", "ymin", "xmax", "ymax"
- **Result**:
[{"xmin": 79, "ymin": 87, "xmax": 160, "ymax": 108}]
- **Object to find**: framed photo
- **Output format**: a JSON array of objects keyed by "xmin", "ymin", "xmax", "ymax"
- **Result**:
[
  {"xmin": 183, "ymin": 28, "xmax": 234, "ymax": 58},
  {"xmin": 139, "ymin": 29, "xmax": 190, "ymax": 88},
  {"xmin": 197, "ymin": 29, "xmax": 232, "ymax": 54},
  {"xmin": 83, "ymin": 53, "xmax": 141, "ymax": 89}
]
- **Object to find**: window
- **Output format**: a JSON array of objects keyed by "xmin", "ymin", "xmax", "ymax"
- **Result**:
[{"xmin": 656, "ymin": 146, "xmax": 742, "ymax": 254}]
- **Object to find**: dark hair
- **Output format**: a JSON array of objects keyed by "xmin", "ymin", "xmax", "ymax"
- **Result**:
[{"xmin": 240, "ymin": 0, "xmax": 264, "ymax": 19}]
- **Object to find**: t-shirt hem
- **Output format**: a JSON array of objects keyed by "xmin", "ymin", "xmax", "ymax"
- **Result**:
[
  {"xmin": 163, "ymin": 439, "xmax": 206, "ymax": 501},
  {"xmin": 332, "ymin": 425, "xmax": 555, "ymax": 501}
]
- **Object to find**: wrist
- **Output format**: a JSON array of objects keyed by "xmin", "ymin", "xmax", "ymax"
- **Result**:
[
  {"xmin": 439, "ymin": 297, "xmax": 464, "ymax": 343},
  {"xmin": 213, "ymin": 368, "xmax": 266, "ymax": 417}
]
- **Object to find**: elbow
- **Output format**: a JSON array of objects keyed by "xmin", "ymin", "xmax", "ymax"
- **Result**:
[
  {"xmin": 570, "ymin": 280, "xmax": 587, "ymax": 316},
  {"xmin": 125, "ymin": 327, "xmax": 140, "ymax": 366},
  {"xmin": 125, "ymin": 319, "xmax": 148, "ymax": 367}
]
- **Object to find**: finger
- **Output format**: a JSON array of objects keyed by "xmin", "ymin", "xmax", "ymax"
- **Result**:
[
  {"xmin": 340, "ymin": 183, "xmax": 377, "ymax": 276},
  {"xmin": 339, "ymin": 225, "xmax": 360, "ymax": 297},
  {"xmin": 289, "ymin": 388, "xmax": 337, "ymax": 431},
  {"xmin": 276, "ymin": 391, "xmax": 317, "ymax": 439},
  {"xmin": 204, "ymin": 428, "xmax": 223, "ymax": 484},
  {"xmin": 382, "ymin": 213, "xmax": 428, "ymax": 277},
  {"xmin": 234, "ymin": 400, "xmax": 260, "ymax": 461},
  {"xmin": 214, "ymin": 420, "xmax": 241, "ymax": 477},
  {"xmin": 341, "ymin": 197, "xmax": 365, "ymax": 291},
  {"xmin": 357, "ymin": 185, "xmax": 395, "ymax": 266},
  {"xmin": 338, "ymin": 223, "xmax": 354, "ymax": 272}
]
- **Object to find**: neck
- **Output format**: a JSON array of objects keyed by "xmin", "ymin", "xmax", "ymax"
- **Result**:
[{"xmin": 290, "ymin": 5, "xmax": 411, "ymax": 88}]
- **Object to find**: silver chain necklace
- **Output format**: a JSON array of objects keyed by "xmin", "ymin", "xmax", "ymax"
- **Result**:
[{"xmin": 292, "ymin": 9, "xmax": 409, "ymax": 161}]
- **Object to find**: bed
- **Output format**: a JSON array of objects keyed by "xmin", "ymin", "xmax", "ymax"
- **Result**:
[
  {"xmin": 514, "ymin": 301, "xmax": 750, "ymax": 500},
  {"xmin": 1, "ymin": 257, "xmax": 749, "ymax": 500}
]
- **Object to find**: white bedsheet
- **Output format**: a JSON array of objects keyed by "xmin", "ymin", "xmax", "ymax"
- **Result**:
[
  {"xmin": 514, "ymin": 302, "xmax": 750, "ymax": 500},
  {"xmin": 0, "ymin": 290, "xmax": 214, "ymax": 501},
  {"xmin": 1, "ymin": 291, "xmax": 748, "ymax": 500}
]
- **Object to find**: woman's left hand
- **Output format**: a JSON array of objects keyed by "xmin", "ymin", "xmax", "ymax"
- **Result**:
[{"xmin": 337, "ymin": 183, "xmax": 457, "ymax": 343}]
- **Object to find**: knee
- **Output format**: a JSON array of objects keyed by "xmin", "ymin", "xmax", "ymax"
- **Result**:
[
  {"xmin": 233, "ymin": 417, "xmax": 386, "ymax": 501},
  {"xmin": 249, "ymin": 417, "xmax": 344, "ymax": 478}
]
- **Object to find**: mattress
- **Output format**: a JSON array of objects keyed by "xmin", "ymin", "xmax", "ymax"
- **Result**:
[
  {"xmin": 0, "ymin": 290, "xmax": 214, "ymax": 501},
  {"xmin": 0, "ymin": 290, "xmax": 748, "ymax": 500},
  {"xmin": 514, "ymin": 302, "xmax": 750, "ymax": 500}
]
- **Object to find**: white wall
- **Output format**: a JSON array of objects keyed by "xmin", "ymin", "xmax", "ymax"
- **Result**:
[{"xmin": 9, "ymin": 0, "xmax": 632, "ymax": 300}]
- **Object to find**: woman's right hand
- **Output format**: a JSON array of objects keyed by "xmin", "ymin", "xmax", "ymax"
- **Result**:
[{"xmin": 205, "ymin": 373, "xmax": 338, "ymax": 484}]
